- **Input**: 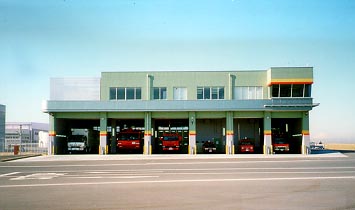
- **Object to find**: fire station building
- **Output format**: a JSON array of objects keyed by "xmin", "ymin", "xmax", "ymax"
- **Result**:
[{"xmin": 42, "ymin": 67, "xmax": 318, "ymax": 155}]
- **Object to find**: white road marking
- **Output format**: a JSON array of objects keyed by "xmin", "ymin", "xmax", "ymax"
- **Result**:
[
  {"xmin": 10, "ymin": 173, "xmax": 66, "ymax": 181},
  {"xmin": 0, "ymin": 172, "xmax": 20, "ymax": 177},
  {"xmin": 69, "ymin": 176, "xmax": 159, "ymax": 179},
  {"xmin": 0, "ymin": 176, "xmax": 354, "ymax": 188},
  {"xmin": 0, "ymin": 159, "xmax": 351, "ymax": 168}
]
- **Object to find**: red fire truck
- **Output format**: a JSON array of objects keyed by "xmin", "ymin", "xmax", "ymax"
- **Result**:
[
  {"xmin": 272, "ymin": 130, "xmax": 290, "ymax": 153},
  {"xmin": 238, "ymin": 137, "xmax": 255, "ymax": 153},
  {"xmin": 160, "ymin": 133, "xmax": 182, "ymax": 151},
  {"xmin": 116, "ymin": 128, "xmax": 143, "ymax": 152}
]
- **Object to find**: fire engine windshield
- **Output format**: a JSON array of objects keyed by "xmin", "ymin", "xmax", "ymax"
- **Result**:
[
  {"xmin": 274, "ymin": 138, "xmax": 287, "ymax": 144},
  {"xmin": 68, "ymin": 135, "xmax": 87, "ymax": 142},
  {"xmin": 118, "ymin": 133, "xmax": 140, "ymax": 140},
  {"xmin": 240, "ymin": 140, "xmax": 253, "ymax": 145},
  {"xmin": 163, "ymin": 136, "xmax": 179, "ymax": 141}
]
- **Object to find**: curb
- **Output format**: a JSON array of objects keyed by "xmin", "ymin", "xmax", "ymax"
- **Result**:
[{"xmin": 0, "ymin": 154, "xmax": 42, "ymax": 162}]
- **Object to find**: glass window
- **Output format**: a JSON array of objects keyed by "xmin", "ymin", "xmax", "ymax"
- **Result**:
[
  {"xmin": 212, "ymin": 87, "xmax": 218, "ymax": 99},
  {"xmin": 126, "ymin": 88, "xmax": 135, "ymax": 100},
  {"xmin": 197, "ymin": 86, "xmax": 224, "ymax": 100},
  {"xmin": 248, "ymin": 87, "xmax": 256, "ymax": 99},
  {"xmin": 272, "ymin": 85, "xmax": 279, "ymax": 97},
  {"xmin": 136, "ymin": 88, "xmax": 141, "ymax": 99},
  {"xmin": 256, "ymin": 87, "xmax": 263, "ymax": 99},
  {"xmin": 174, "ymin": 87, "xmax": 187, "ymax": 100},
  {"xmin": 109, "ymin": 88, "xmax": 116, "ymax": 100},
  {"xmin": 272, "ymin": 84, "xmax": 311, "ymax": 98},
  {"xmin": 197, "ymin": 87, "xmax": 203, "ymax": 99},
  {"xmin": 242, "ymin": 87, "xmax": 248, "ymax": 99},
  {"xmin": 154, "ymin": 87, "xmax": 167, "ymax": 100},
  {"xmin": 280, "ymin": 85, "xmax": 291, "ymax": 97},
  {"xmin": 234, "ymin": 86, "xmax": 262, "ymax": 100},
  {"xmin": 219, "ymin": 87, "xmax": 224, "ymax": 99},
  {"xmin": 153, "ymin": 88, "xmax": 160, "ymax": 100},
  {"xmin": 161, "ymin": 87, "xmax": 167, "ymax": 99},
  {"xmin": 117, "ymin": 88, "xmax": 125, "ymax": 100},
  {"xmin": 234, "ymin": 87, "xmax": 242, "ymax": 100},
  {"xmin": 304, "ymin": 84, "xmax": 311, "ymax": 97},
  {"xmin": 204, "ymin": 87, "xmax": 210, "ymax": 99},
  {"xmin": 292, "ymin": 84, "xmax": 304, "ymax": 97}
]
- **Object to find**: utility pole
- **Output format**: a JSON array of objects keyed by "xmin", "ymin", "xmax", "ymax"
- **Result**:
[{"xmin": 19, "ymin": 124, "xmax": 22, "ymax": 154}]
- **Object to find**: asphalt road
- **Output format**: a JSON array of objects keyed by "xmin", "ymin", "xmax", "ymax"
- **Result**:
[{"xmin": 1, "ymin": 153, "xmax": 355, "ymax": 210}]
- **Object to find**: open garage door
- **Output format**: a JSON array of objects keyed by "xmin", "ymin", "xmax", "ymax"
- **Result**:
[
  {"xmin": 54, "ymin": 119, "xmax": 100, "ymax": 155},
  {"xmin": 196, "ymin": 119, "xmax": 225, "ymax": 154},
  {"xmin": 153, "ymin": 119, "xmax": 189, "ymax": 154},
  {"xmin": 272, "ymin": 118, "xmax": 302, "ymax": 154},
  {"xmin": 109, "ymin": 119, "xmax": 144, "ymax": 154},
  {"xmin": 234, "ymin": 119, "xmax": 263, "ymax": 154}
]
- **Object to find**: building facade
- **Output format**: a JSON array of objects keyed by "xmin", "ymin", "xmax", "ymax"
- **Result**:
[
  {"xmin": 5, "ymin": 122, "xmax": 49, "ymax": 151},
  {"xmin": 43, "ymin": 67, "xmax": 318, "ymax": 155},
  {"xmin": 0, "ymin": 105, "xmax": 5, "ymax": 152}
]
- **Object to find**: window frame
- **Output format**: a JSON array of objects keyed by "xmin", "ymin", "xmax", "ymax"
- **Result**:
[
  {"xmin": 197, "ymin": 86, "xmax": 225, "ymax": 100},
  {"xmin": 153, "ymin": 87, "xmax": 167, "ymax": 100},
  {"xmin": 234, "ymin": 86, "xmax": 263, "ymax": 100},
  {"xmin": 271, "ymin": 84, "xmax": 312, "ymax": 98},
  {"xmin": 173, "ymin": 87, "xmax": 187, "ymax": 100},
  {"xmin": 109, "ymin": 87, "xmax": 142, "ymax": 100}
]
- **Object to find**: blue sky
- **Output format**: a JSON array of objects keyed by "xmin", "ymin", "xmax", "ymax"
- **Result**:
[{"xmin": 1, "ymin": 0, "xmax": 355, "ymax": 143}]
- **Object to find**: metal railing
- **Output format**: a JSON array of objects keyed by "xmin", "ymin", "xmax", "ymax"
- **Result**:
[{"xmin": 4, "ymin": 143, "xmax": 48, "ymax": 155}]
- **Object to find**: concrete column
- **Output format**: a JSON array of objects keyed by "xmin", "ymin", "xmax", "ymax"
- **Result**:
[
  {"xmin": 48, "ymin": 114, "xmax": 56, "ymax": 155},
  {"xmin": 146, "ymin": 74, "xmax": 153, "ymax": 100},
  {"xmin": 188, "ymin": 112, "xmax": 196, "ymax": 155},
  {"xmin": 226, "ymin": 111, "xmax": 234, "ymax": 155},
  {"xmin": 302, "ymin": 112, "xmax": 310, "ymax": 155},
  {"xmin": 263, "ymin": 112, "xmax": 272, "ymax": 155},
  {"xmin": 144, "ymin": 112, "xmax": 152, "ymax": 155},
  {"xmin": 228, "ymin": 74, "xmax": 236, "ymax": 100},
  {"xmin": 99, "ymin": 113, "xmax": 107, "ymax": 155},
  {"xmin": 111, "ymin": 119, "xmax": 117, "ymax": 154}
]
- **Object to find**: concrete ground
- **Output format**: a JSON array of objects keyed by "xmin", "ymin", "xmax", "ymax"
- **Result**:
[
  {"xmin": 1, "ymin": 151, "xmax": 354, "ymax": 210},
  {"xmin": 8, "ymin": 149, "xmax": 346, "ymax": 162}
]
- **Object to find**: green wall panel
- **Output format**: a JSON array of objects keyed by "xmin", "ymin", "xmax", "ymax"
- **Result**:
[
  {"xmin": 271, "ymin": 112, "xmax": 303, "ymax": 118},
  {"xmin": 56, "ymin": 112, "xmax": 100, "ymax": 119}
]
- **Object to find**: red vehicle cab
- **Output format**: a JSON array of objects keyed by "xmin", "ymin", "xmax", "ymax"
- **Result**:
[
  {"xmin": 238, "ymin": 138, "xmax": 254, "ymax": 153},
  {"xmin": 160, "ymin": 133, "xmax": 182, "ymax": 151},
  {"xmin": 116, "ymin": 129, "xmax": 142, "ymax": 151},
  {"xmin": 272, "ymin": 137, "xmax": 290, "ymax": 153}
]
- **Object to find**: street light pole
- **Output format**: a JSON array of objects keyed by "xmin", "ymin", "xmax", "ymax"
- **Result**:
[{"xmin": 19, "ymin": 125, "xmax": 22, "ymax": 154}]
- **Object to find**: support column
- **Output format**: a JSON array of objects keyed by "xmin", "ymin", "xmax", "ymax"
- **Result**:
[
  {"xmin": 111, "ymin": 119, "xmax": 117, "ymax": 154},
  {"xmin": 302, "ymin": 112, "xmax": 310, "ymax": 155},
  {"xmin": 188, "ymin": 112, "xmax": 196, "ymax": 155},
  {"xmin": 263, "ymin": 112, "xmax": 272, "ymax": 155},
  {"xmin": 99, "ymin": 113, "xmax": 107, "ymax": 155},
  {"xmin": 48, "ymin": 114, "xmax": 56, "ymax": 155},
  {"xmin": 226, "ymin": 111, "xmax": 234, "ymax": 155},
  {"xmin": 146, "ymin": 74, "xmax": 153, "ymax": 100},
  {"xmin": 228, "ymin": 74, "xmax": 236, "ymax": 100},
  {"xmin": 144, "ymin": 112, "xmax": 152, "ymax": 155}
]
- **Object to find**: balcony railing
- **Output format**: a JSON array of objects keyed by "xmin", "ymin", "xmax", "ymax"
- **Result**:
[{"xmin": 43, "ymin": 98, "xmax": 319, "ymax": 113}]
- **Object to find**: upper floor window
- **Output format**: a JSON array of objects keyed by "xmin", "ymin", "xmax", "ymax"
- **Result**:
[
  {"xmin": 153, "ymin": 87, "xmax": 167, "ymax": 100},
  {"xmin": 110, "ymin": 87, "xmax": 141, "ymax": 100},
  {"xmin": 173, "ymin": 87, "xmax": 187, "ymax": 100},
  {"xmin": 197, "ymin": 87, "xmax": 224, "ymax": 100},
  {"xmin": 271, "ymin": 84, "xmax": 311, "ymax": 98},
  {"xmin": 234, "ymin": 86, "xmax": 263, "ymax": 100}
]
